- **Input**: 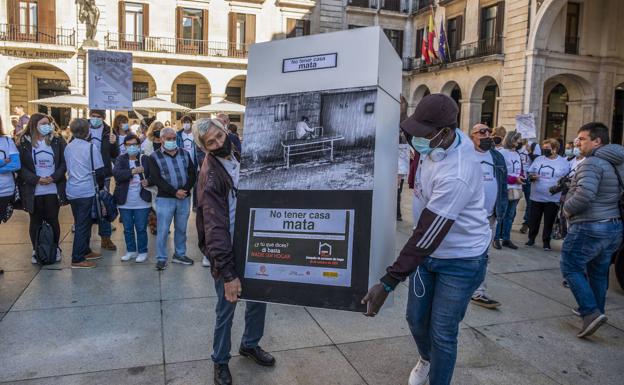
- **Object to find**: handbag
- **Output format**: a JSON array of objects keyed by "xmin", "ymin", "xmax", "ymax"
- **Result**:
[{"xmin": 90, "ymin": 144, "xmax": 118, "ymax": 223}]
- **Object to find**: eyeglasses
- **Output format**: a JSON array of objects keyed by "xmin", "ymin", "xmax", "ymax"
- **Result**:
[{"xmin": 473, "ymin": 128, "xmax": 492, "ymax": 135}]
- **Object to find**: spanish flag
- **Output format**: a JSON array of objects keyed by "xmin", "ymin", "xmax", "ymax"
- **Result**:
[{"xmin": 427, "ymin": 13, "xmax": 438, "ymax": 61}]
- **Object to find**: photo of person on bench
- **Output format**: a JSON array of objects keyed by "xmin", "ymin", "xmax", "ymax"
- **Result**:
[{"xmin": 295, "ymin": 116, "xmax": 316, "ymax": 140}]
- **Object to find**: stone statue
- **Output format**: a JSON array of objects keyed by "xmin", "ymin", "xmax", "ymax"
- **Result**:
[{"xmin": 76, "ymin": 0, "xmax": 100, "ymax": 42}]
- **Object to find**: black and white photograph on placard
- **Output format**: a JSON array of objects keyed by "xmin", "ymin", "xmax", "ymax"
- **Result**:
[{"xmin": 240, "ymin": 86, "xmax": 377, "ymax": 190}]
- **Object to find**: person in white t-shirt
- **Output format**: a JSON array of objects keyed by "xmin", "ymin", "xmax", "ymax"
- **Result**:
[
  {"xmin": 362, "ymin": 94, "xmax": 489, "ymax": 385},
  {"xmin": 64, "ymin": 118, "xmax": 106, "ymax": 269},
  {"xmin": 112, "ymin": 114, "xmax": 131, "ymax": 158},
  {"xmin": 295, "ymin": 116, "xmax": 315, "ymax": 140},
  {"xmin": 568, "ymin": 139, "xmax": 585, "ymax": 177},
  {"xmin": 526, "ymin": 138, "xmax": 571, "ymax": 250},
  {"xmin": 494, "ymin": 131, "xmax": 526, "ymax": 250},
  {"xmin": 468, "ymin": 123, "xmax": 506, "ymax": 309}
]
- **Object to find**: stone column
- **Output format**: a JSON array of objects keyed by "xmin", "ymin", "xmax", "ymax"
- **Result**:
[
  {"xmin": 0, "ymin": 81, "xmax": 11, "ymax": 134},
  {"xmin": 459, "ymin": 98, "xmax": 485, "ymax": 133},
  {"xmin": 155, "ymin": 90, "xmax": 173, "ymax": 122}
]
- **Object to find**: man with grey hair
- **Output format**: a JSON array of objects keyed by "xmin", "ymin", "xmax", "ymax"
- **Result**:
[
  {"xmin": 194, "ymin": 118, "xmax": 273, "ymax": 385},
  {"xmin": 147, "ymin": 126, "xmax": 196, "ymax": 270}
]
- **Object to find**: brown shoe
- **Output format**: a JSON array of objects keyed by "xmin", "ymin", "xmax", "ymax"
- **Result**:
[
  {"xmin": 100, "ymin": 237, "xmax": 117, "ymax": 251},
  {"xmin": 71, "ymin": 260, "xmax": 96, "ymax": 269},
  {"xmin": 85, "ymin": 252, "xmax": 102, "ymax": 260}
]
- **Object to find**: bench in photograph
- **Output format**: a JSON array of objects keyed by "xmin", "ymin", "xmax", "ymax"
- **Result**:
[{"xmin": 280, "ymin": 127, "xmax": 345, "ymax": 169}]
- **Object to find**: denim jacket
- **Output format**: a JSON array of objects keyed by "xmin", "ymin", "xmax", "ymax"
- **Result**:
[{"xmin": 490, "ymin": 148, "xmax": 508, "ymax": 219}]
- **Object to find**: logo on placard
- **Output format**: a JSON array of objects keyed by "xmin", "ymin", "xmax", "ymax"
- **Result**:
[
  {"xmin": 318, "ymin": 242, "xmax": 332, "ymax": 257},
  {"xmin": 256, "ymin": 265, "xmax": 269, "ymax": 277}
]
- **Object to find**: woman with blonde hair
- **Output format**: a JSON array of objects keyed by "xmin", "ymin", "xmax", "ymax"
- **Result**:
[
  {"xmin": 16, "ymin": 113, "xmax": 67, "ymax": 263},
  {"xmin": 112, "ymin": 114, "xmax": 131, "ymax": 157},
  {"xmin": 141, "ymin": 120, "xmax": 164, "ymax": 156}
]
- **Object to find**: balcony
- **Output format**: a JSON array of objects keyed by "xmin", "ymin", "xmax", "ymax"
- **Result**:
[
  {"xmin": 348, "ymin": 0, "xmax": 373, "ymax": 8},
  {"xmin": 347, "ymin": 0, "xmax": 410, "ymax": 12},
  {"xmin": 0, "ymin": 24, "xmax": 75, "ymax": 46},
  {"xmin": 104, "ymin": 33, "xmax": 250, "ymax": 58},
  {"xmin": 565, "ymin": 36, "xmax": 579, "ymax": 55},
  {"xmin": 413, "ymin": 0, "xmax": 434, "ymax": 13},
  {"xmin": 381, "ymin": 0, "xmax": 402, "ymax": 12},
  {"xmin": 408, "ymin": 36, "xmax": 503, "ymax": 72}
]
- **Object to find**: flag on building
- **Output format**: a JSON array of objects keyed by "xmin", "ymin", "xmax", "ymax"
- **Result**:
[
  {"xmin": 438, "ymin": 22, "xmax": 447, "ymax": 62},
  {"xmin": 422, "ymin": 23, "xmax": 431, "ymax": 64},
  {"xmin": 427, "ymin": 13, "xmax": 438, "ymax": 61}
]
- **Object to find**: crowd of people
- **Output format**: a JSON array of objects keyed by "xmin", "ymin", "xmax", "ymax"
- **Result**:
[{"xmin": 1, "ymin": 93, "xmax": 622, "ymax": 385}]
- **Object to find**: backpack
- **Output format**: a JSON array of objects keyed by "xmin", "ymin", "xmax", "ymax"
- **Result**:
[{"xmin": 35, "ymin": 221, "xmax": 57, "ymax": 265}]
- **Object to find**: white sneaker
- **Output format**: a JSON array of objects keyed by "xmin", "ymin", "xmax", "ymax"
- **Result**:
[
  {"xmin": 135, "ymin": 253, "xmax": 148, "ymax": 263},
  {"xmin": 121, "ymin": 252, "xmax": 138, "ymax": 261},
  {"xmin": 202, "ymin": 255, "xmax": 210, "ymax": 267},
  {"xmin": 56, "ymin": 247, "xmax": 62, "ymax": 262},
  {"xmin": 408, "ymin": 358, "xmax": 430, "ymax": 385},
  {"xmin": 31, "ymin": 250, "xmax": 37, "ymax": 264}
]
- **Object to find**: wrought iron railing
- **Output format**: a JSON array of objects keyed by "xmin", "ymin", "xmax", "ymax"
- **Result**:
[
  {"xmin": 381, "ymin": 0, "xmax": 402, "ymax": 12},
  {"xmin": 408, "ymin": 36, "xmax": 503, "ymax": 71},
  {"xmin": 104, "ymin": 32, "xmax": 250, "ymax": 58},
  {"xmin": 0, "ymin": 24, "xmax": 75, "ymax": 46}
]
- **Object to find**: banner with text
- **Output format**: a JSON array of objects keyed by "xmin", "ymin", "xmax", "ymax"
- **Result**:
[{"xmin": 88, "ymin": 50, "xmax": 133, "ymax": 110}]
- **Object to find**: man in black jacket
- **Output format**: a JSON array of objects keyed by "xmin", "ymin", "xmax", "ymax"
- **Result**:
[
  {"xmin": 194, "ymin": 118, "xmax": 273, "ymax": 385},
  {"xmin": 148, "ymin": 127, "xmax": 196, "ymax": 270},
  {"xmin": 88, "ymin": 109, "xmax": 119, "ymax": 251}
]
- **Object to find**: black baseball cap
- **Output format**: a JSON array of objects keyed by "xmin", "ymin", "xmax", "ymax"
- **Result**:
[{"xmin": 400, "ymin": 93, "xmax": 458, "ymax": 137}]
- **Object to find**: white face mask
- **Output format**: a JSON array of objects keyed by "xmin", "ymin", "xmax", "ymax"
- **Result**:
[{"xmin": 183, "ymin": 123, "xmax": 191, "ymax": 131}]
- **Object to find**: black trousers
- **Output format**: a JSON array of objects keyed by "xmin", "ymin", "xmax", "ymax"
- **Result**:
[
  {"xmin": 28, "ymin": 194, "xmax": 61, "ymax": 249},
  {"xmin": 397, "ymin": 178, "xmax": 404, "ymax": 219},
  {"xmin": 0, "ymin": 195, "xmax": 12, "ymax": 222},
  {"xmin": 528, "ymin": 200, "xmax": 559, "ymax": 243}
]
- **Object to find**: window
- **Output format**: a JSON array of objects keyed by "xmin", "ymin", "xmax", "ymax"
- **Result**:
[
  {"xmin": 384, "ymin": 29, "xmax": 403, "ymax": 56},
  {"xmin": 182, "ymin": 8, "xmax": 203, "ymax": 41},
  {"xmin": 348, "ymin": 25, "xmax": 365, "ymax": 29},
  {"xmin": 176, "ymin": 84, "xmax": 196, "ymax": 120},
  {"xmin": 19, "ymin": 0, "xmax": 37, "ymax": 34},
  {"xmin": 415, "ymin": 28, "xmax": 424, "ymax": 58},
  {"xmin": 124, "ymin": 2, "xmax": 143, "ymax": 41},
  {"xmin": 287, "ymin": 19, "xmax": 310, "ymax": 38},
  {"xmin": 565, "ymin": 2, "xmax": 580, "ymax": 54},
  {"xmin": 226, "ymin": 86, "xmax": 242, "ymax": 123},
  {"xmin": 447, "ymin": 17, "xmax": 462, "ymax": 60},
  {"xmin": 236, "ymin": 14, "xmax": 246, "ymax": 50},
  {"xmin": 132, "ymin": 81, "xmax": 148, "ymax": 101},
  {"xmin": 480, "ymin": 5, "xmax": 497, "ymax": 41}
]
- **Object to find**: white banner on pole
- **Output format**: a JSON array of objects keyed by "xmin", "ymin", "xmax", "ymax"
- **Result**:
[
  {"xmin": 515, "ymin": 113, "xmax": 537, "ymax": 139},
  {"xmin": 88, "ymin": 50, "xmax": 132, "ymax": 110}
]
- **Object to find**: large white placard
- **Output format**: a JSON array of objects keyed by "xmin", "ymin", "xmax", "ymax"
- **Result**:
[
  {"xmin": 88, "ymin": 50, "xmax": 133, "ymax": 110},
  {"xmin": 516, "ymin": 113, "xmax": 537, "ymax": 139}
]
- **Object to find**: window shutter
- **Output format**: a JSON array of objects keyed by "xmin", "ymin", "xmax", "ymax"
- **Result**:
[
  {"xmin": 456, "ymin": 14, "xmax": 463, "ymax": 43},
  {"xmin": 495, "ymin": 1, "xmax": 505, "ymax": 38},
  {"xmin": 142, "ymin": 3, "xmax": 149, "ymax": 37},
  {"xmin": 7, "ymin": 0, "xmax": 18, "ymax": 26},
  {"xmin": 202, "ymin": 9, "xmax": 209, "ymax": 41},
  {"xmin": 286, "ymin": 18, "xmax": 296, "ymax": 38},
  {"xmin": 118, "ymin": 1, "xmax": 125, "ymax": 34},
  {"xmin": 398, "ymin": 30, "xmax": 404, "ymax": 56},
  {"xmin": 245, "ymin": 14, "xmax": 256, "ymax": 45},
  {"xmin": 38, "ymin": 0, "xmax": 56, "ymax": 33},
  {"xmin": 228, "ymin": 12, "xmax": 236, "ymax": 46},
  {"xmin": 176, "ymin": 7, "xmax": 182, "ymax": 39},
  {"xmin": 304, "ymin": 19, "xmax": 310, "ymax": 36}
]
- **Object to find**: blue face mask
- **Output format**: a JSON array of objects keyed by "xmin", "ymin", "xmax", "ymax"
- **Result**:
[
  {"xmin": 121, "ymin": 123, "xmax": 129, "ymax": 131},
  {"xmin": 90, "ymin": 117, "xmax": 103, "ymax": 128},
  {"xmin": 573, "ymin": 147, "xmax": 581, "ymax": 157},
  {"xmin": 163, "ymin": 140, "xmax": 177, "ymax": 151},
  {"xmin": 126, "ymin": 144, "xmax": 139, "ymax": 156},
  {"xmin": 410, "ymin": 129, "xmax": 445, "ymax": 156},
  {"xmin": 38, "ymin": 124, "xmax": 52, "ymax": 136},
  {"xmin": 565, "ymin": 149, "xmax": 573, "ymax": 157}
]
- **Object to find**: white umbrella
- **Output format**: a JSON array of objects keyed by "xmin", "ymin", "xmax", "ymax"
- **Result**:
[
  {"xmin": 29, "ymin": 94, "xmax": 89, "ymax": 109},
  {"xmin": 190, "ymin": 100, "xmax": 246, "ymax": 114},
  {"xmin": 133, "ymin": 97, "xmax": 190, "ymax": 114}
]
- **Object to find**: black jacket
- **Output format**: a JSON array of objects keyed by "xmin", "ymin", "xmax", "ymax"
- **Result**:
[
  {"xmin": 147, "ymin": 148, "xmax": 196, "ymax": 199},
  {"xmin": 112, "ymin": 153, "xmax": 152, "ymax": 206},
  {"xmin": 89, "ymin": 122, "xmax": 119, "ymax": 177},
  {"xmin": 17, "ymin": 135, "xmax": 67, "ymax": 213}
]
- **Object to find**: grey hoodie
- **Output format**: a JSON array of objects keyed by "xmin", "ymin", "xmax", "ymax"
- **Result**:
[{"xmin": 563, "ymin": 144, "xmax": 624, "ymax": 224}]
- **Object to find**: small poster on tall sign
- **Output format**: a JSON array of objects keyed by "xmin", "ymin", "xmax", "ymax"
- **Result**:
[{"xmin": 88, "ymin": 50, "xmax": 132, "ymax": 110}]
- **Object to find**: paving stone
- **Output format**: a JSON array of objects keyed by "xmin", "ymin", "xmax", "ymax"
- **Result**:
[
  {"xmin": 0, "ymin": 269, "xmax": 37, "ymax": 312},
  {"xmin": 487, "ymin": 245, "xmax": 561, "ymax": 274},
  {"xmin": 502, "ymin": 268, "xmax": 624, "ymax": 311},
  {"xmin": 1, "ymin": 365, "xmax": 165, "ymax": 385},
  {"xmin": 0, "ymin": 302, "xmax": 163, "ymax": 382},
  {"xmin": 160, "ymin": 264, "xmax": 217, "ymax": 300},
  {"xmin": 165, "ymin": 346, "xmax": 365, "ymax": 385},
  {"xmin": 0, "ymin": 243, "xmax": 41, "ymax": 272},
  {"xmin": 11, "ymin": 266, "xmax": 160, "ymax": 311},
  {"xmin": 477, "ymin": 316, "xmax": 624, "ymax": 385},
  {"xmin": 162, "ymin": 297, "xmax": 332, "ymax": 363},
  {"xmin": 306, "ymin": 283, "xmax": 411, "ymax": 344},
  {"xmin": 338, "ymin": 332, "xmax": 560, "ymax": 385},
  {"xmin": 463, "ymin": 274, "xmax": 571, "ymax": 327},
  {"xmin": 606, "ymin": 307, "xmax": 624, "ymax": 331}
]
